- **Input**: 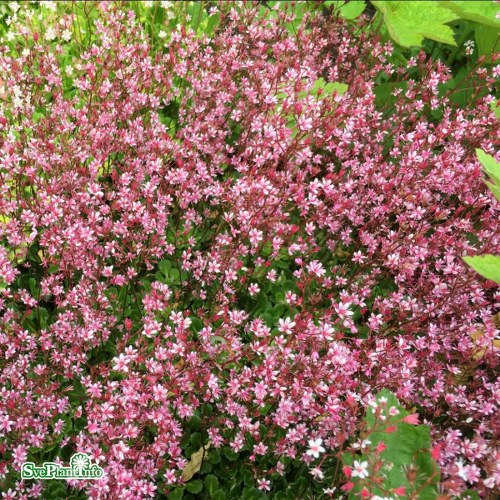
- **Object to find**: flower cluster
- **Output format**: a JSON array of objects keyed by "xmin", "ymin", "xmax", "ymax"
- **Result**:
[{"xmin": 0, "ymin": 2, "xmax": 498, "ymax": 498}]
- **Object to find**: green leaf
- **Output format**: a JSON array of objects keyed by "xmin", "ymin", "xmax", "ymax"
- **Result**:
[
  {"xmin": 205, "ymin": 12, "xmax": 221, "ymax": 35},
  {"xmin": 168, "ymin": 487, "xmax": 185, "ymax": 500},
  {"xmin": 372, "ymin": 1, "xmax": 459, "ymax": 47},
  {"xmin": 374, "ymin": 81, "xmax": 408, "ymax": 108},
  {"xmin": 476, "ymin": 148, "xmax": 500, "ymax": 201},
  {"xmin": 463, "ymin": 255, "xmax": 500, "ymax": 283},
  {"xmin": 476, "ymin": 149, "xmax": 500, "ymax": 185},
  {"xmin": 186, "ymin": 479, "xmax": 204, "ymax": 494},
  {"xmin": 458, "ymin": 491, "xmax": 480, "ymax": 500},
  {"xmin": 41, "ymin": 481, "xmax": 70, "ymax": 500},
  {"xmin": 345, "ymin": 390, "xmax": 440, "ymax": 497},
  {"xmin": 311, "ymin": 78, "xmax": 348, "ymax": 97},
  {"xmin": 242, "ymin": 487, "xmax": 264, "ymax": 500},
  {"xmin": 208, "ymin": 449, "xmax": 221, "ymax": 464},
  {"xmin": 326, "ymin": 1, "xmax": 366, "ymax": 20},
  {"xmin": 204, "ymin": 474, "xmax": 219, "ymax": 497},
  {"xmin": 484, "ymin": 180, "xmax": 500, "ymax": 202},
  {"xmin": 223, "ymin": 448, "xmax": 239, "ymax": 461},
  {"xmin": 439, "ymin": 1, "xmax": 500, "ymax": 28},
  {"xmin": 475, "ymin": 24, "xmax": 499, "ymax": 59},
  {"xmin": 490, "ymin": 99, "xmax": 500, "ymax": 120},
  {"xmin": 158, "ymin": 259, "xmax": 172, "ymax": 276}
]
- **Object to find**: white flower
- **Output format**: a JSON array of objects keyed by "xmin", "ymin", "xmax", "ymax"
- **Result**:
[
  {"xmin": 41, "ymin": 0, "xmax": 57, "ymax": 11},
  {"xmin": 310, "ymin": 467, "xmax": 324, "ymax": 480},
  {"xmin": 45, "ymin": 27, "xmax": 57, "ymax": 41},
  {"xmin": 306, "ymin": 438, "xmax": 325, "ymax": 459},
  {"xmin": 61, "ymin": 29, "xmax": 72, "ymax": 42},
  {"xmin": 352, "ymin": 439, "xmax": 371, "ymax": 450},
  {"xmin": 158, "ymin": 30, "xmax": 167, "ymax": 39},
  {"xmin": 455, "ymin": 459, "xmax": 468, "ymax": 482},
  {"xmin": 464, "ymin": 40, "xmax": 475, "ymax": 56},
  {"xmin": 351, "ymin": 460, "xmax": 369, "ymax": 479}
]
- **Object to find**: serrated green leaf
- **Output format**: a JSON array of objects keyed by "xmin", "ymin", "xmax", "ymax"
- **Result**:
[
  {"xmin": 463, "ymin": 255, "xmax": 500, "ymax": 283},
  {"xmin": 372, "ymin": 1, "xmax": 459, "ymax": 47},
  {"xmin": 439, "ymin": 1, "xmax": 500, "ymax": 28}
]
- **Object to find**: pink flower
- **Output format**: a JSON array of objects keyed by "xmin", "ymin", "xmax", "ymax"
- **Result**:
[
  {"xmin": 402, "ymin": 413, "xmax": 420, "ymax": 425},
  {"xmin": 257, "ymin": 478, "xmax": 271, "ymax": 491},
  {"xmin": 310, "ymin": 467, "xmax": 324, "ymax": 480},
  {"xmin": 306, "ymin": 260, "xmax": 326, "ymax": 277}
]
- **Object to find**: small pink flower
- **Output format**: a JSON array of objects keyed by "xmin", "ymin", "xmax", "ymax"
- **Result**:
[
  {"xmin": 257, "ymin": 478, "xmax": 271, "ymax": 491},
  {"xmin": 402, "ymin": 413, "xmax": 420, "ymax": 425},
  {"xmin": 342, "ymin": 466, "xmax": 352, "ymax": 478}
]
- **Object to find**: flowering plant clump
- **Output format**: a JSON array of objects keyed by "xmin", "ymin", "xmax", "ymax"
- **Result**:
[{"xmin": 0, "ymin": 1, "xmax": 499, "ymax": 498}]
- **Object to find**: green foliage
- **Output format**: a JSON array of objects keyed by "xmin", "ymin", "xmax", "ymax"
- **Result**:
[
  {"xmin": 373, "ymin": 0, "xmax": 499, "ymax": 48},
  {"xmin": 475, "ymin": 23, "xmax": 499, "ymax": 60},
  {"xmin": 342, "ymin": 389, "xmax": 440, "ymax": 498},
  {"xmin": 310, "ymin": 78, "xmax": 349, "ymax": 98},
  {"xmin": 463, "ymin": 150, "xmax": 500, "ymax": 284},
  {"xmin": 0, "ymin": 2, "xmax": 493, "ymax": 498},
  {"xmin": 372, "ymin": 1, "xmax": 459, "ymax": 47},
  {"xmin": 438, "ymin": 1, "xmax": 500, "ymax": 28},
  {"xmin": 463, "ymin": 255, "xmax": 500, "ymax": 284},
  {"xmin": 476, "ymin": 148, "xmax": 500, "ymax": 202},
  {"xmin": 325, "ymin": 0, "xmax": 366, "ymax": 20}
]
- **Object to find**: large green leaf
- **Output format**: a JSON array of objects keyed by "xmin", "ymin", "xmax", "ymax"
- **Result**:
[
  {"xmin": 463, "ymin": 255, "xmax": 500, "ymax": 283},
  {"xmin": 372, "ymin": 1, "xmax": 459, "ymax": 47},
  {"xmin": 439, "ymin": 1, "xmax": 500, "ymax": 28}
]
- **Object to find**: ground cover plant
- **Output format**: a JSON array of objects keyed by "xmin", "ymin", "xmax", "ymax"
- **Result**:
[{"xmin": 0, "ymin": 1, "xmax": 499, "ymax": 499}]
